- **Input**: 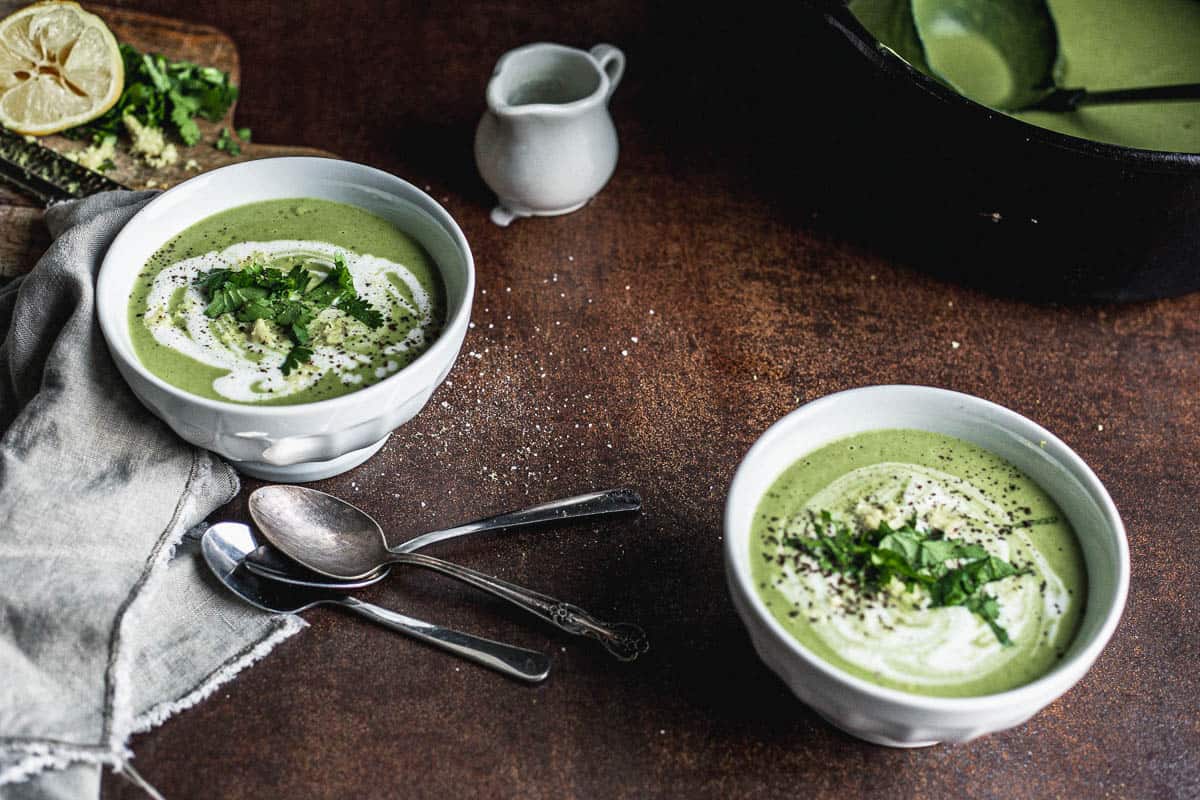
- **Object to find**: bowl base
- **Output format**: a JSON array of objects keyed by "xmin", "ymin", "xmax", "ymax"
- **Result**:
[
  {"xmin": 816, "ymin": 709, "xmax": 940, "ymax": 748},
  {"xmin": 231, "ymin": 434, "xmax": 390, "ymax": 482}
]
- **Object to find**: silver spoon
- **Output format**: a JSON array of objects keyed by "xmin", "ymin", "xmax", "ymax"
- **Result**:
[
  {"xmin": 243, "ymin": 488, "xmax": 641, "ymax": 588},
  {"xmin": 201, "ymin": 522, "xmax": 551, "ymax": 683},
  {"xmin": 249, "ymin": 486, "xmax": 650, "ymax": 661}
]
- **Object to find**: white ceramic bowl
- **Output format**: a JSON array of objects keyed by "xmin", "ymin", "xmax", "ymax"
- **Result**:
[
  {"xmin": 724, "ymin": 385, "xmax": 1128, "ymax": 747},
  {"xmin": 97, "ymin": 157, "xmax": 474, "ymax": 482}
]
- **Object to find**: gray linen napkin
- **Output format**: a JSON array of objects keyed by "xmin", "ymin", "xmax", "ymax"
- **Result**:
[{"xmin": 0, "ymin": 192, "xmax": 305, "ymax": 796}]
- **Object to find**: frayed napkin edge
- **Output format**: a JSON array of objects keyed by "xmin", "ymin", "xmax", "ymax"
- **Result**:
[
  {"xmin": 0, "ymin": 743, "xmax": 123, "ymax": 786},
  {"xmin": 130, "ymin": 614, "xmax": 306, "ymax": 736}
]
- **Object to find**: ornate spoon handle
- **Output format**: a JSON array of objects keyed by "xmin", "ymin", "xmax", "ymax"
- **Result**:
[{"xmin": 393, "ymin": 552, "xmax": 649, "ymax": 662}]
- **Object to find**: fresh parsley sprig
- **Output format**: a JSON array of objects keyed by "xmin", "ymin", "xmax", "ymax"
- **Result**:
[
  {"xmin": 784, "ymin": 511, "xmax": 1022, "ymax": 644},
  {"xmin": 194, "ymin": 253, "xmax": 383, "ymax": 375},
  {"xmin": 67, "ymin": 43, "xmax": 242, "ymax": 147}
]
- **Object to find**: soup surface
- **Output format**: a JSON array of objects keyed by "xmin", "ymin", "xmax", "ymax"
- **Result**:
[
  {"xmin": 128, "ymin": 198, "xmax": 446, "ymax": 405},
  {"xmin": 850, "ymin": 0, "xmax": 1200, "ymax": 153},
  {"xmin": 751, "ymin": 429, "xmax": 1086, "ymax": 697}
]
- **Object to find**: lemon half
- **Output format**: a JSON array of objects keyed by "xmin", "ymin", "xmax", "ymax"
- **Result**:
[{"xmin": 0, "ymin": 1, "xmax": 123, "ymax": 135}]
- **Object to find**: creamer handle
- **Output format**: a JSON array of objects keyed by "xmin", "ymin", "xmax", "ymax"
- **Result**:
[{"xmin": 590, "ymin": 44, "xmax": 625, "ymax": 101}]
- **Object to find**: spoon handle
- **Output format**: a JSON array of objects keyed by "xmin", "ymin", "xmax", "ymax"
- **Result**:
[
  {"xmin": 394, "ymin": 489, "xmax": 641, "ymax": 554},
  {"xmin": 337, "ymin": 596, "xmax": 551, "ymax": 683},
  {"xmin": 393, "ymin": 553, "xmax": 649, "ymax": 662},
  {"xmin": 1028, "ymin": 82, "xmax": 1200, "ymax": 112}
]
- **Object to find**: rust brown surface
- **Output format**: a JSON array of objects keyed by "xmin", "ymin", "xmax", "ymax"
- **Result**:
[{"xmin": 21, "ymin": 1, "xmax": 1188, "ymax": 797}]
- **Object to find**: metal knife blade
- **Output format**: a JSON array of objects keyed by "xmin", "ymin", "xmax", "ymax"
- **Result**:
[{"xmin": 0, "ymin": 126, "xmax": 127, "ymax": 204}]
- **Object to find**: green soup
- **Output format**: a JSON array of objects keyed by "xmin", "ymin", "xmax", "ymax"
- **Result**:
[
  {"xmin": 850, "ymin": 0, "xmax": 1200, "ymax": 153},
  {"xmin": 1012, "ymin": 0, "xmax": 1200, "ymax": 153},
  {"xmin": 751, "ymin": 429, "xmax": 1086, "ymax": 697},
  {"xmin": 128, "ymin": 198, "xmax": 446, "ymax": 406}
]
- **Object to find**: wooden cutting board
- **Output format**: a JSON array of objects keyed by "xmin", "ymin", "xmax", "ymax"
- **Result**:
[{"xmin": 0, "ymin": 2, "xmax": 334, "ymax": 276}]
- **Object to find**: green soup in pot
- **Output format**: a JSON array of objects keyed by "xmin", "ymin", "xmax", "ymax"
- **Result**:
[
  {"xmin": 1010, "ymin": 0, "xmax": 1200, "ymax": 153},
  {"xmin": 850, "ymin": 0, "xmax": 1200, "ymax": 153},
  {"xmin": 127, "ymin": 198, "xmax": 447, "ymax": 406},
  {"xmin": 750, "ymin": 429, "xmax": 1086, "ymax": 698}
]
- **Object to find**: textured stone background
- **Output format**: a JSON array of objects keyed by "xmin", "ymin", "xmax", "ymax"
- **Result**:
[{"xmin": 83, "ymin": 1, "xmax": 1200, "ymax": 797}]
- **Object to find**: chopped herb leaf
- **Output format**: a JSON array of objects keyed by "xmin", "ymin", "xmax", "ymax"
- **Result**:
[
  {"xmin": 280, "ymin": 345, "xmax": 313, "ymax": 376},
  {"xmin": 337, "ymin": 295, "xmax": 383, "ymax": 329},
  {"xmin": 782, "ymin": 512, "xmax": 1024, "ymax": 644},
  {"xmin": 194, "ymin": 252, "xmax": 382, "ymax": 373},
  {"xmin": 215, "ymin": 126, "xmax": 241, "ymax": 156}
]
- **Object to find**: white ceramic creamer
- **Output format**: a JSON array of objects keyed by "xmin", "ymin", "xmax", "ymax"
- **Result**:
[{"xmin": 475, "ymin": 42, "xmax": 625, "ymax": 226}]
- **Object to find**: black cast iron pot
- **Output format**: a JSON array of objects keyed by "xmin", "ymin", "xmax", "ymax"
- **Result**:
[{"xmin": 788, "ymin": 1, "xmax": 1200, "ymax": 302}]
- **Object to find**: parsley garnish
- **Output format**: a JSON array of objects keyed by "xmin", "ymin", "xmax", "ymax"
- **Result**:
[
  {"xmin": 784, "ymin": 512, "xmax": 1022, "ymax": 644},
  {"xmin": 280, "ymin": 345, "xmax": 313, "ymax": 377},
  {"xmin": 215, "ymin": 126, "xmax": 250, "ymax": 156},
  {"xmin": 337, "ymin": 295, "xmax": 384, "ymax": 329},
  {"xmin": 193, "ymin": 253, "xmax": 383, "ymax": 375},
  {"xmin": 66, "ymin": 44, "xmax": 240, "ymax": 147}
]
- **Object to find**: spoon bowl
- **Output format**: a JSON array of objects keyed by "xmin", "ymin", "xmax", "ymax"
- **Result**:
[
  {"xmin": 250, "ymin": 485, "xmax": 387, "ymax": 580},
  {"xmin": 202, "ymin": 522, "xmax": 329, "ymax": 613}
]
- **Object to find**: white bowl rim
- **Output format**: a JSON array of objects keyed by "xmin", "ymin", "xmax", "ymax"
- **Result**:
[
  {"xmin": 96, "ymin": 156, "xmax": 475, "ymax": 416},
  {"xmin": 724, "ymin": 384, "xmax": 1130, "ymax": 713}
]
